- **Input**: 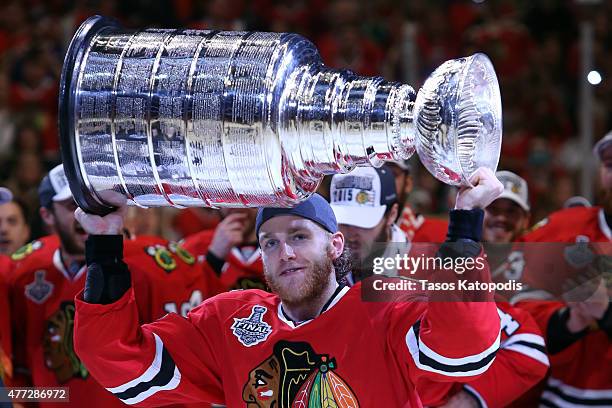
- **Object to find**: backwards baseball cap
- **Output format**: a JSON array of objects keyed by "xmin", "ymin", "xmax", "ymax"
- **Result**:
[
  {"xmin": 593, "ymin": 130, "xmax": 612, "ymax": 160},
  {"xmin": 38, "ymin": 164, "xmax": 73, "ymax": 208},
  {"xmin": 0, "ymin": 187, "xmax": 13, "ymax": 205},
  {"xmin": 329, "ymin": 165, "xmax": 397, "ymax": 229},
  {"xmin": 495, "ymin": 170, "xmax": 530, "ymax": 212},
  {"xmin": 255, "ymin": 193, "xmax": 338, "ymax": 237}
]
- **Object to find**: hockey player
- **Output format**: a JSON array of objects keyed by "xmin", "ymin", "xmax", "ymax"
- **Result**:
[
  {"xmin": 512, "ymin": 132, "xmax": 612, "ymax": 407},
  {"xmin": 329, "ymin": 165, "xmax": 406, "ymax": 282},
  {"xmin": 73, "ymin": 167, "xmax": 503, "ymax": 407},
  {"xmin": 9, "ymin": 165, "xmax": 214, "ymax": 408},
  {"xmin": 182, "ymin": 208, "xmax": 265, "ymax": 292},
  {"xmin": 331, "ymin": 167, "xmax": 548, "ymax": 407}
]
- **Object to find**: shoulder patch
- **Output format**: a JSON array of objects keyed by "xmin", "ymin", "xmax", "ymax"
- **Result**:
[
  {"xmin": 25, "ymin": 270, "xmax": 54, "ymax": 304},
  {"xmin": 168, "ymin": 242, "xmax": 195, "ymax": 265},
  {"xmin": 231, "ymin": 305, "xmax": 272, "ymax": 347},
  {"xmin": 527, "ymin": 217, "xmax": 549, "ymax": 233},
  {"xmin": 11, "ymin": 240, "xmax": 43, "ymax": 261},
  {"xmin": 144, "ymin": 244, "xmax": 177, "ymax": 272}
]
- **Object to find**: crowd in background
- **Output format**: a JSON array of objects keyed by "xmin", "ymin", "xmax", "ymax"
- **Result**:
[{"xmin": 0, "ymin": 0, "xmax": 610, "ymax": 241}]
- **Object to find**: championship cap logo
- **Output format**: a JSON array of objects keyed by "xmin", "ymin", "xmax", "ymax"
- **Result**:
[
  {"xmin": 231, "ymin": 305, "xmax": 272, "ymax": 347},
  {"xmin": 330, "ymin": 165, "xmax": 397, "ymax": 229}
]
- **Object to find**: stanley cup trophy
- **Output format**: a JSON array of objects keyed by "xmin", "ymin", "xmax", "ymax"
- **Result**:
[{"xmin": 59, "ymin": 15, "xmax": 502, "ymax": 214}]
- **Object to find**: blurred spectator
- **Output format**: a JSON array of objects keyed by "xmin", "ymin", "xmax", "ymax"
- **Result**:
[
  {"xmin": 0, "ymin": 189, "xmax": 30, "ymax": 255},
  {"xmin": 0, "ymin": 0, "xmax": 605, "ymax": 236}
]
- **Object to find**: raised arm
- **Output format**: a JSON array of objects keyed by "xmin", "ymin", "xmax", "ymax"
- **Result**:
[
  {"xmin": 403, "ymin": 168, "xmax": 504, "ymax": 384},
  {"xmin": 73, "ymin": 200, "xmax": 224, "ymax": 406}
]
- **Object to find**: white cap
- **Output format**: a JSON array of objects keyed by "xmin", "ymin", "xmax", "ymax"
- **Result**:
[
  {"xmin": 330, "ymin": 166, "xmax": 397, "ymax": 229},
  {"xmin": 39, "ymin": 164, "xmax": 73, "ymax": 208},
  {"xmin": 495, "ymin": 170, "xmax": 530, "ymax": 211},
  {"xmin": 0, "ymin": 187, "xmax": 13, "ymax": 205},
  {"xmin": 593, "ymin": 130, "xmax": 612, "ymax": 160},
  {"xmin": 49, "ymin": 165, "xmax": 72, "ymax": 202}
]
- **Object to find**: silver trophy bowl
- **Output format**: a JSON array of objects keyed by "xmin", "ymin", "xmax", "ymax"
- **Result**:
[{"xmin": 59, "ymin": 16, "xmax": 502, "ymax": 214}]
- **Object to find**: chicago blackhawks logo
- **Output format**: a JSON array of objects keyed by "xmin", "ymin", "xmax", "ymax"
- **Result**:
[
  {"xmin": 168, "ymin": 241, "xmax": 196, "ymax": 265},
  {"xmin": 242, "ymin": 340, "xmax": 359, "ymax": 407},
  {"xmin": 145, "ymin": 244, "xmax": 177, "ymax": 272},
  {"xmin": 234, "ymin": 277, "xmax": 268, "ymax": 291},
  {"xmin": 43, "ymin": 301, "xmax": 88, "ymax": 383},
  {"xmin": 355, "ymin": 191, "xmax": 370, "ymax": 205},
  {"xmin": 232, "ymin": 306, "xmax": 272, "ymax": 347},
  {"xmin": 11, "ymin": 240, "xmax": 43, "ymax": 261}
]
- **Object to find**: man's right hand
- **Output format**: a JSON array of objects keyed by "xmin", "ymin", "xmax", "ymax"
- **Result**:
[
  {"xmin": 74, "ymin": 193, "xmax": 127, "ymax": 235},
  {"xmin": 208, "ymin": 213, "xmax": 248, "ymax": 259}
]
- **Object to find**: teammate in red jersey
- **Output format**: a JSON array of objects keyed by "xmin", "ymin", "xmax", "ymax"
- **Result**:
[
  {"xmin": 0, "ymin": 255, "xmax": 13, "ymax": 385},
  {"xmin": 73, "ymin": 167, "xmax": 503, "ymax": 407},
  {"xmin": 330, "ymin": 165, "xmax": 406, "ymax": 282},
  {"xmin": 512, "ymin": 132, "xmax": 612, "ymax": 407},
  {"xmin": 123, "ymin": 234, "xmax": 223, "ymax": 322},
  {"xmin": 182, "ymin": 208, "xmax": 265, "ymax": 291},
  {"xmin": 332, "ymin": 167, "xmax": 548, "ymax": 407},
  {"xmin": 9, "ymin": 165, "xmax": 214, "ymax": 408},
  {"xmin": 8, "ymin": 165, "xmax": 151, "ymax": 407}
]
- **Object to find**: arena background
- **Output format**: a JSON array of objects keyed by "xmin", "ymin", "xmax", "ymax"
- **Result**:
[{"xmin": 0, "ymin": 0, "xmax": 609, "ymax": 241}]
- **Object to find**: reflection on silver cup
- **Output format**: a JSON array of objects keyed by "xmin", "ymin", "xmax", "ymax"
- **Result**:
[{"xmin": 59, "ymin": 15, "xmax": 502, "ymax": 214}]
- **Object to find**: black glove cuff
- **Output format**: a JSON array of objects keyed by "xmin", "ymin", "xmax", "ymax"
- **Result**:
[
  {"xmin": 597, "ymin": 303, "xmax": 612, "ymax": 338},
  {"xmin": 205, "ymin": 251, "xmax": 225, "ymax": 277},
  {"xmin": 447, "ymin": 209, "xmax": 484, "ymax": 242},
  {"xmin": 86, "ymin": 235, "xmax": 124, "ymax": 265},
  {"xmin": 547, "ymin": 307, "xmax": 589, "ymax": 354}
]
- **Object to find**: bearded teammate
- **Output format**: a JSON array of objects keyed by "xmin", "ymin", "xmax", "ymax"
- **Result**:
[
  {"xmin": 329, "ymin": 166, "xmax": 405, "ymax": 282},
  {"xmin": 182, "ymin": 208, "xmax": 266, "ymax": 291},
  {"xmin": 8, "ymin": 165, "xmax": 215, "ymax": 408},
  {"xmin": 73, "ymin": 167, "xmax": 502, "ymax": 407},
  {"xmin": 330, "ymin": 167, "xmax": 548, "ymax": 407},
  {"xmin": 511, "ymin": 133, "xmax": 612, "ymax": 407}
]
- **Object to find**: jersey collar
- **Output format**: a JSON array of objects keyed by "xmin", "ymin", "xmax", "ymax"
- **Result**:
[
  {"xmin": 598, "ymin": 208, "xmax": 612, "ymax": 240},
  {"xmin": 277, "ymin": 285, "xmax": 350, "ymax": 329},
  {"xmin": 53, "ymin": 249, "xmax": 87, "ymax": 282}
]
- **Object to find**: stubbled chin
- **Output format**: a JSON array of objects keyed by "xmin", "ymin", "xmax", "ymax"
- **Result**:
[{"xmin": 485, "ymin": 229, "xmax": 512, "ymax": 243}]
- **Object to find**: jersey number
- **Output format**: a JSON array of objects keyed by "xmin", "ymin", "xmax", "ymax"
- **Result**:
[
  {"xmin": 498, "ymin": 308, "xmax": 521, "ymax": 336},
  {"xmin": 164, "ymin": 290, "xmax": 203, "ymax": 317}
]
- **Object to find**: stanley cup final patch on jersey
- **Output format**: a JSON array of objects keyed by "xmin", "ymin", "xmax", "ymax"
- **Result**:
[
  {"xmin": 25, "ymin": 270, "xmax": 54, "ymax": 304},
  {"xmin": 231, "ymin": 305, "xmax": 272, "ymax": 347}
]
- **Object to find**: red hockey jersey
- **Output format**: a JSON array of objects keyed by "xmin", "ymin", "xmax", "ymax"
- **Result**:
[
  {"xmin": 0, "ymin": 255, "xmax": 12, "ymax": 381},
  {"xmin": 123, "ymin": 235, "xmax": 223, "ymax": 321},
  {"xmin": 510, "ymin": 207, "xmax": 612, "ymax": 406},
  {"xmin": 9, "ymin": 235, "xmax": 138, "ymax": 407},
  {"xmin": 522, "ymin": 206, "xmax": 611, "ymax": 243},
  {"xmin": 9, "ymin": 235, "xmax": 215, "ymax": 408},
  {"xmin": 74, "ymin": 280, "xmax": 501, "ymax": 407},
  {"xmin": 417, "ymin": 302, "xmax": 549, "ymax": 407},
  {"xmin": 182, "ymin": 229, "xmax": 266, "ymax": 292},
  {"xmin": 398, "ymin": 204, "xmax": 448, "ymax": 243},
  {"xmin": 516, "ymin": 301, "xmax": 611, "ymax": 407}
]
